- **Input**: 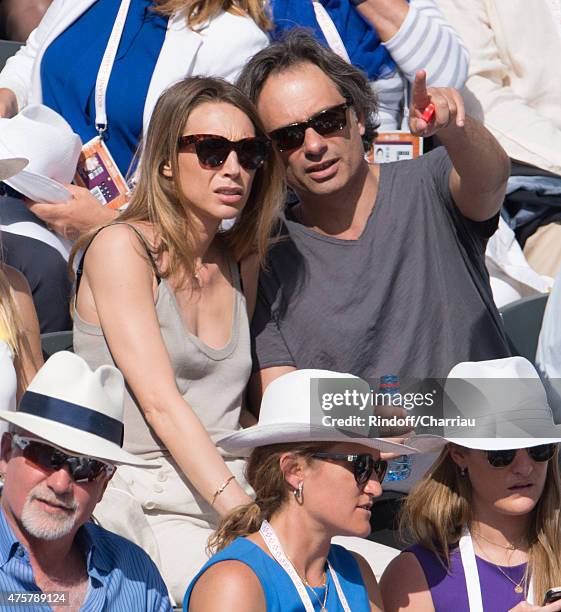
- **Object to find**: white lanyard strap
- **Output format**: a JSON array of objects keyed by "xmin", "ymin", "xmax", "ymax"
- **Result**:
[
  {"xmin": 259, "ymin": 520, "xmax": 351, "ymax": 612},
  {"xmin": 459, "ymin": 528, "xmax": 534, "ymax": 608},
  {"xmin": 95, "ymin": 0, "xmax": 132, "ymax": 134},
  {"xmin": 312, "ymin": 2, "xmax": 351, "ymax": 63}
]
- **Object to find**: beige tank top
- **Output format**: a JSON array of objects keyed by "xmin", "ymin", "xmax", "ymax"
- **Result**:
[{"xmin": 73, "ymin": 226, "xmax": 251, "ymax": 459}]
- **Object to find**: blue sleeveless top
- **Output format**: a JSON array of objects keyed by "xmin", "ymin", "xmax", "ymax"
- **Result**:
[
  {"xmin": 41, "ymin": 0, "xmax": 168, "ymax": 176},
  {"xmin": 407, "ymin": 544, "xmax": 527, "ymax": 612},
  {"xmin": 183, "ymin": 537, "xmax": 370, "ymax": 611}
]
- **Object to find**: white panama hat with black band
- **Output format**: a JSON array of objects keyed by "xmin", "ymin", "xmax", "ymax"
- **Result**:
[
  {"xmin": 0, "ymin": 351, "xmax": 150, "ymax": 466},
  {"xmin": 217, "ymin": 369, "xmax": 420, "ymax": 456}
]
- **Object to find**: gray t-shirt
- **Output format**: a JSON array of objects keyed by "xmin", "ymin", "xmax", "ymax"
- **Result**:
[{"xmin": 251, "ymin": 147, "xmax": 510, "ymax": 379}]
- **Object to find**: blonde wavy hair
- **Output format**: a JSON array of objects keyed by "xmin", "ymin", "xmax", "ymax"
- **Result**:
[
  {"xmin": 400, "ymin": 445, "xmax": 561, "ymax": 604},
  {"xmin": 0, "ymin": 266, "xmax": 23, "ymax": 357},
  {"xmin": 72, "ymin": 76, "xmax": 284, "ymax": 287},
  {"xmin": 208, "ymin": 442, "xmax": 330, "ymax": 554},
  {"xmin": 154, "ymin": 0, "xmax": 272, "ymax": 30}
]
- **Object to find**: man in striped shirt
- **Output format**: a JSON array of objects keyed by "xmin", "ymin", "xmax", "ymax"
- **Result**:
[{"xmin": 0, "ymin": 352, "xmax": 171, "ymax": 611}]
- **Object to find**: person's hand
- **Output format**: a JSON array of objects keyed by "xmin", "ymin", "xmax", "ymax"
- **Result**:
[
  {"xmin": 24, "ymin": 184, "xmax": 119, "ymax": 240},
  {"xmin": 408, "ymin": 70, "xmax": 465, "ymax": 138},
  {"xmin": 508, "ymin": 599, "xmax": 561, "ymax": 611},
  {"xmin": 0, "ymin": 88, "xmax": 18, "ymax": 118}
]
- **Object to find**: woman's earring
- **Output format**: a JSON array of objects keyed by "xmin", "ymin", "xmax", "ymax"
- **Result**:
[
  {"xmin": 460, "ymin": 467, "xmax": 468, "ymax": 477},
  {"xmin": 293, "ymin": 481, "xmax": 304, "ymax": 502}
]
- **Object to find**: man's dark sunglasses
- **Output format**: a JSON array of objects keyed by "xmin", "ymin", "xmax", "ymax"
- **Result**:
[
  {"xmin": 485, "ymin": 444, "xmax": 557, "ymax": 468},
  {"xmin": 177, "ymin": 134, "xmax": 270, "ymax": 170},
  {"xmin": 312, "ymin": 452, "xmax": 387, "ymax": 485},
  {"xmin": 268, "ymin": 102, "xmax": 351, "ymax": 152},
  {"xmin": 12, "ymin": 435, "xmax": 115, "ymax": 484}
]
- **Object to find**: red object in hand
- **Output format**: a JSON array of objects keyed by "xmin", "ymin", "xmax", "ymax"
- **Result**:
[{"xmin": 421, "ymin": 102, "xmax": 435, "ymax": 123}]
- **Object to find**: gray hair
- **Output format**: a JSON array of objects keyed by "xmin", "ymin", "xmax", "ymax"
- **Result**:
[{"xmin": 236, "ymin": 29, "xmax": 380, "ymax": 149}]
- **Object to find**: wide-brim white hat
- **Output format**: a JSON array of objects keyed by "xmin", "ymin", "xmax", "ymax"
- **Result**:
[
  {"xmin": 0, "ymin": 105, "xmax": 81, "ymax": 202},
  {"xmin": 0, "ymin": 157, "xmax": 28, "ymax": 181},
  {"xmin": 0, "ymin": 352, "xmax": 149, "ymax": 466},
  {"xmin": 408, "ymin": 356, "xmax": 561, "ymax": 452},
  {"xmin": 217, "ymin": 369, "xmax": 419, "ymax": 456}
]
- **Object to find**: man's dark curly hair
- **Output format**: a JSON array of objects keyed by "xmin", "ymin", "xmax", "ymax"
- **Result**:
[{"xmin": 236, "ymin": 29, "xmax": 380, "ymax": 150}]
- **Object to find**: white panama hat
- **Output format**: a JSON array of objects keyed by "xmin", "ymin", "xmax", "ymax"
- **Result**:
[
  {"xmin": 217, "ymin": 369, "xmax": 420, "ymax": 456},
  {"xmin": 0, "ymin": 352, "xmax": 149, "ymax": 466},
  {"xmin": 0, "ymin": 105, "xmax": 81, "ymax": 203},
  {"xmin": 409, "ymin": 356, "xmax": 561, "ymax": 452}
]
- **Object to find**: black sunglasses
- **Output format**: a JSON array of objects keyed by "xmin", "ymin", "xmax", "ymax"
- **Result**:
[
  {"xmin": 177, "ymin": 134, "xmax": 270, "ymax": 170},
  {"xmin": 12, "ymin": 435, "xmax": 116, "ymax": 484},
  {"xmin": 312, "ymin": 452, "xmax": 387, "ymax": 485},
  {"xmin": 268, "ymin": 102, "xmax": 351, "ymax": 152},
  {"xmin": 485, "ymin": 444, "xmax": 557, "ymax": 468}
]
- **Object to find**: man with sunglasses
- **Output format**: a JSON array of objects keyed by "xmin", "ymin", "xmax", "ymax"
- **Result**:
[
  {"xmin": 237, "ymin": 31, "xmax": 512, "ymax": 404},
  {"xmin": 0, "ymin": 351, "xmax": 171, "ymax": 611}
]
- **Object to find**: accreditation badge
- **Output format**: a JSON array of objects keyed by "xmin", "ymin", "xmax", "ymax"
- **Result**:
[
  {"xmin": 74, "ymin": 136, "xmax": 130, "ymax": 209},
  {"xmin": 368, "ymin": 131, "xmax": 424, "ymax": 164}
]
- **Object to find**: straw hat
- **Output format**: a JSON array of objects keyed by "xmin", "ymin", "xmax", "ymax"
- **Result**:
[
  {"xmin": 217, "ymin": 369, "xmax": 419, "ymax": 456},
  {"xmin": 0, "ymin": 352, "xmax": 149, "ymax": 465},
  {"xmin": 409, "ymin": 356, "xmax": 561, "ymax": 452}
]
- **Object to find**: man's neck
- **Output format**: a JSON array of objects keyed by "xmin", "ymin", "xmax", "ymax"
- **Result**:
[{"xmin": 293, "ymin": 162, "xmax": 379, "ymax": 239}]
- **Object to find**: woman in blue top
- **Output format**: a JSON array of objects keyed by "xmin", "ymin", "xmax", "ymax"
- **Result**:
[{"xmin": 184, "ymin": 369, "xmax": 420, "ymax": 611}]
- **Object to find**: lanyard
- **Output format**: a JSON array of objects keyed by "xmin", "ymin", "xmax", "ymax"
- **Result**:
[
  {"xmin": 94, "ymin": 0, "xmax": 132, "ymax": 135},
  {"xmin": 312, "ymin": 2, "xmax": 351, "ymax": 63},
  {"xmin": 259, "ymin": 520, "xmax": 352, "ymax": 612},
  {"xmin": 459, "ymin": 528, "xmax": 534, "ymax": 611}
]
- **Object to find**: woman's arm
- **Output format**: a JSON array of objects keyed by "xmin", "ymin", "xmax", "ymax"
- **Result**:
[
  {"xmin": 379, "ymin": 552, "xmax": 434, "ymax": 612},
  {"xmin": 352, "ymin": 552, "xmax": 385, "ymax": 611},
  {"xmin": 2, "ymin": 265, "xmax": 42, "ymax": 399},
  {"xmin": 79, "ymin": 224, "xmax": 252, "ymax": 515},
  {"xmin": 188, "ymin": 560, "xmax": 266, "ymax": 612}
]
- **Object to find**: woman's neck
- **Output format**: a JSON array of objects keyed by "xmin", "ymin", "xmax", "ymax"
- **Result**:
[{"xmin": 266, "ymin": 509, "xmax": 332, "ymax": 587}]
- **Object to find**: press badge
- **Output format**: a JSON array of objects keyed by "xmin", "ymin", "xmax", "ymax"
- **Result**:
[
  {"xmin": 368, "ymin": 132, "xmax": 424, "ymax": 164},
  {"xmin": 74, "ymin": 136, "xmax": 129, "ymax": 210}
]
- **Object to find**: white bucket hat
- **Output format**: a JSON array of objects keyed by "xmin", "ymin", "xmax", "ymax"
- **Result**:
[
  {"xmin": 0, "ymin": 105, "xmax": 81, "ymax": 203},
  {"xmin": 0, "ymin": 351, "xmax": 149, "ymax": 466},
  {"xmin": 0, "ymin": 157, "xmax": 28, "ymax": 182},
  {"xmin": 217, "ymin": 369, "xmax": 420, "ymax": 456},
  {"xmin": 409, "ymin": 356, "xmax": 561, "ymax": 452}
]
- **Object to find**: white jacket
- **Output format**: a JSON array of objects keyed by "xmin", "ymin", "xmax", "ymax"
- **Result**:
[
  {"xmin": 435, "ymin": 0, "xmax": 561, "ymax": 175},
  {"xmin": 0, "ymin": 0, "xmax": 269, "ymax": 133}
]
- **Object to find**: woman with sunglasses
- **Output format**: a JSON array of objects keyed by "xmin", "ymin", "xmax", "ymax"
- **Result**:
[
  {"xmin": 380, "ymin": 357, "xmax": 561, "ymax": 612},
  {"xmin": 70, "ymin": 75, "xmax": 284, "ymax": 603},
  {"xmin": 185, "ymin": 369, "xmax": 419, "ymax": 611}
]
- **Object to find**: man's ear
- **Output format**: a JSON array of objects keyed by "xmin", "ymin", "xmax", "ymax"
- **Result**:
[
  {"xmin": 96, "ymin": 467, "xmax": 116, "ymax": 502},
  {"xmin": 0, "ymin": 432, "xmax": 13, "ymax": 474}
]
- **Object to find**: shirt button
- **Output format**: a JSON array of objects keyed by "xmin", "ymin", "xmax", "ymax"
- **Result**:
[
  {"xmin": 153, "ymin": 484, "xmax": 164, "ymax": 493},
  {"xmin": 145, "ymin": 500, "xmax": 156, "ymax": 510},
  {"xmin": 157, "ymin": 472, "xmax": 167, "ymax": 482}
]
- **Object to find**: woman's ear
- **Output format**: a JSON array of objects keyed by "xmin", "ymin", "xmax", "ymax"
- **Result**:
[
  {"xmin": 448, "ymin": 443, "xmax": 469, "ymax": 470},
  {"xmin": 160, "ymin": 161, "xmax": 172, "ymax": 178},
  {"xmin": 279, "ymin": 452, "xmax": 305, "ymax": 491}
]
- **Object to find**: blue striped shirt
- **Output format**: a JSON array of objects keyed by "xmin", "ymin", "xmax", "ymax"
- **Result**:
[{"xmin": 0, "ymin": 507, "xmax": 171, "ymax": 611}]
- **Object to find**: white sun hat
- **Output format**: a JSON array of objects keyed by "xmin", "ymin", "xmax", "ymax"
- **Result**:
[
  {"xmin": 0, "ymin": 351, "xmax": 149, "ymax": 466},
  {"xmin": 217, "ymin": 369, "xmax": 420, "ymax": 456},
  {"xmin": 409, "ymin": 356, "xmax": 561, "ymax": 452},
  {"xmin": 0, "ymin": 105, "xmax": 81, "ymax": 203},
  {"xmin": 0, "ymin": 157, "xmax": 28, "ymax": 182}
]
